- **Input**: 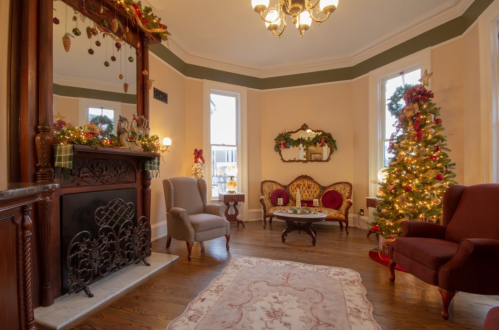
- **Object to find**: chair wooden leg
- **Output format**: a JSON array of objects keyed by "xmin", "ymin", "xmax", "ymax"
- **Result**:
[
  {"xmin": 225, "ymin": 233, "xmax": 230, "ymax": 251},
  {"xmin": 186, "ymin": 241, "xmax": 194, "ymax": 260},
  {"xmin": 345, "ymin": 220, "xmax": 349, "ymax": 235},
  {"xmin": 339, "ymin": 221, "xmax": 343, "ymax": 229},
  {"xmin": 269, "ymin": 216, "xmax": 273, "ymax": 225},
  {"xmin": 263, "ymin": 216, "xmax": 267, "ymax": 229},
  {"xmin": 389, "ymin": 260, "xmax": 396, "ymax": 283},
  {"xmin": 438, "ymin": 287, "xmax": 456, "ymax": 320},
  {"xmin": 166, "ymin": 235, "xmax": 172, "ymax": 249}
]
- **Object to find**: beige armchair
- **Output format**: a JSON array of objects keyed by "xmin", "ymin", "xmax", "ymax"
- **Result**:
[{"xmin": 163, "ymin": 177, "xmax": 230, "ymax": 260}]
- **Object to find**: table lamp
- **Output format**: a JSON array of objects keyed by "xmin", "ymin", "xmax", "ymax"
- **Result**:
[{"xmin": 226, "ymin": 165, "xmax": 238, "ymax": 193}]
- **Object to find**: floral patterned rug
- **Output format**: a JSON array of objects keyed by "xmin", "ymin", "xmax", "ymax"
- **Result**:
[{"xmin": 166, "ymin": 257, "xmax": 381, "ymax": 330}]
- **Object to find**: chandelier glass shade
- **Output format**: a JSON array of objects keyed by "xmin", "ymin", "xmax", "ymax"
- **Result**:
[{"xmin": 252, "ymin": 0, "xmax": 338, "ymax": 36}]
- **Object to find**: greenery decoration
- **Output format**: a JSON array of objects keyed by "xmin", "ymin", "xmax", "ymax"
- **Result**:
[
  {"xmin": 387, "ymin": 84, "xmax": 414, "ymax": 118},
  {"xmin": 274, "ymin": 131, "xmax": 338, "ymax": 153},
  {"xmin": 122, "ymin": 0, "xmax": 171, "ymax": 41},
  {"xmin": 90, "ymin": 115, "xmax": 114, "ymax": 136}
]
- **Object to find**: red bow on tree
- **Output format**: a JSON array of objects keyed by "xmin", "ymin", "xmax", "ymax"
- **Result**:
[{"xmin": 194, "ymin": 149, "xmax": 205, "ymax": 164}]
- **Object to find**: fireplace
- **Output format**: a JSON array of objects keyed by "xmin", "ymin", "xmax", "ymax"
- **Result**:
[{"xmin": 61, "ymin": 188, "xmax": 151, "ymax": 297}]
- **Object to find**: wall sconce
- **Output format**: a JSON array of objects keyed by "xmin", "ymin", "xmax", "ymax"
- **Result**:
[{"xmin": 159, "ymin": 137, "xmax": 172, "ymax": 152}]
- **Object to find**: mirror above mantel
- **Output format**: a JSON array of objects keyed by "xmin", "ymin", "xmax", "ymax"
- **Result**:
[{"xmin": 274, "ymin": 124, "xmax": 338, "ymax": 163}]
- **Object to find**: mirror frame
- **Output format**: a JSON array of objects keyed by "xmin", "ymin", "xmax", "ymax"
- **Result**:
[
  {"xmin": 276, "ymin": 124, "xmax": 336, "ymax": 163},
  {"xmin": 8, "ymin": 0, "xmax": 161, "ymax": 183}
]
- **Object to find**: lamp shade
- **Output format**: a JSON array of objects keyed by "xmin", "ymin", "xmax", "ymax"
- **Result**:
[
  {"xmin": 162, "ymin": 137, "xmax": 172, "ymax": 146},
  {"xmin": 320, "ymin": 0, "xmax": 338, "ymax": 11},
  {"xmin": 297, "ymin": 11, "xmax": 312, "ymax": 27},
  {"xmin": 226, "ymin": 165, "xmax": 238, "ymax": 177},
  {"xmin": 265, "ymin": 10, "xmax": 281, "ymax": 29},
  {"xmin": 252, "ymin": 0, "xmax": 269, "ymax": 9}
]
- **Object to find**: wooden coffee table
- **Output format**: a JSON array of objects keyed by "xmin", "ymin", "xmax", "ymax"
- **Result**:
[{"xmin": 274, "ymin": 211, "xmax": 326, "ymax": 246}]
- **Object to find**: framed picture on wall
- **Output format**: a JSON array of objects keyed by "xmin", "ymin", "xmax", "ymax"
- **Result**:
[{"xmin": 310, "ymin": 153, "xmax": 322, "ymax": 161}]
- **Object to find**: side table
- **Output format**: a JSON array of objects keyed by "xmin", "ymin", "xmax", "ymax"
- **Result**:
[{"xmin": 219, "ymin": 193, "xmax": 245, "ymax": 227}]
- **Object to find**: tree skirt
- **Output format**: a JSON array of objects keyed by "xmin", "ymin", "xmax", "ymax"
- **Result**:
[
  {"xmin": 368, "ymin": 249, "xmax": 407, "ymax": 273},
  {"xmin": 166, "ymin": 257, "xmax": 381, "ymax": 330}
]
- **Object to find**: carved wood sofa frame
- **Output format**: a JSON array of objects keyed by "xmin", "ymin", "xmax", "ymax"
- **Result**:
[{"xmin": 260, "ymin": 175, "xmax": 353, "ymax": 233}]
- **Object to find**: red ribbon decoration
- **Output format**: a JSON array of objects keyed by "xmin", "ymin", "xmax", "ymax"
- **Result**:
[{"xmin": 194, "ymin": 149, "xmax": 205, "ymax": 164}]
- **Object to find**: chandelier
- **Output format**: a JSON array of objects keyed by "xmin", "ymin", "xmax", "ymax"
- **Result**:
[{"xmin": 251, "ymin": 0, "xmax": 338, "ymax": 37}]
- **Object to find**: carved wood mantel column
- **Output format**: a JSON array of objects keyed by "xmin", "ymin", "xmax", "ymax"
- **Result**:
[
  {"xmin": 37, "ymin": 195, "xmax": 54, "ymax": 306},
  {"xmin": 21, "ymin": 205, "xmax": 36, "ymax": 330}
]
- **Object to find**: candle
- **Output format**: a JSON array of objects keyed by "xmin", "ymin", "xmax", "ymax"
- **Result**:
[
  {"xmin": 313, "ymin": 199, "xmax": 319, "ymax": 207},
  {"xmin": 278, "ymin": 198, "xmax": 283, "ymax": 206}
]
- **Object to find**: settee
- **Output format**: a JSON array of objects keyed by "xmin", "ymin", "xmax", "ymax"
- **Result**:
[{"xmin": 260, "ymin": 175, "xmax": 353, "ymax": 233}]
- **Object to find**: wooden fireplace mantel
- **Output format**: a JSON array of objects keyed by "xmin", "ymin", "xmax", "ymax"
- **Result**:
[{"xmin": 72, "ymin": 145, "xmax": 158, "ymax": 159}]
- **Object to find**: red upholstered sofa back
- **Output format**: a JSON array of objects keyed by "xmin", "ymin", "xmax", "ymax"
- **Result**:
[{"xmin": 445, "ymin": 184, "xmax": 499, "ymax": 243}]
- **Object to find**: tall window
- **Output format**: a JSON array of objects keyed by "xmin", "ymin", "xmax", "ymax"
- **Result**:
[
  {"xmin": 210, "ymin": 92, "xmax": 238, "ymax": 198},
  {"xmin": 380, "ymin": 68, "xmax": 421, "ymax": 167},
  {"xmin": 87, "ymin": 107, "xmax": 114, "ymax": 124}
]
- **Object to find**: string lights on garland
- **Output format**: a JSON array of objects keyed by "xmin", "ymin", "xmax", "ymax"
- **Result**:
[{"xmin": 274, "ymin": 130, "xmax": 337, "ymax": 153}]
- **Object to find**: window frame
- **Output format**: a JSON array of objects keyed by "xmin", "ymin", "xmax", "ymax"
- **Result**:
[
  {"xmin": 87, "ymin": 106, "xmax": 115, "ymax": 124},
  {"xmin": 368, "ymin": 49, "xmax": 431, "ymax": 196}
]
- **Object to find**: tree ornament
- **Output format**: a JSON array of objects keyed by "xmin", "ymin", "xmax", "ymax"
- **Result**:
[
  {"xmin": 123, "ymin": 82, "xmax": 129, "ymax": 93},
  {"xmin": 136, "ymin": 50, "xmax": 141, "ymax": 57},
  {"xmin": 432, "ymin": 195, "xmax": 442, "ymax": 205},
  {"xmin": 72, "ymin": 27, "xmax": 81, "ymax": 36},
  {"xmin": 115, "ymin": 42, "xmax": 122, "ymax": 50},
  {"xmin": 62, "ymin": 33, "xmax": 73, "ymax": 52},
  {"xmin": 95, "ymin": 40, "xmax": 101, "ymax": 47},
  {"xmin": 110, "ymin": 18, "xmax": 119, "ymax": 33},
  {"xmin": 435, "ymin": 118, "xmax": 442, "ymax": 125},
  {"xmin": 430, "ymin": 156, "xmax": 439, "ymax": 162},
  {"xmin": 418, "ymin": 70, "xmax": 433, "ymax": 87},
  {"xmin": 436, "ymin": 174, "xmax": 444, "ymax": 181},
  {"xmin": 119, "ymin": 74, "xmax": 124, "ymax": 80},
  {"xmin": 372, "ymin": 225, "xmax": 380, "ymax": 232},
  {"xmin": 53, "ymin": 17, "xmax": 60, "ymax": 25},
  {"xmin": 404, "ymin": 185, "xmax": 412, "ymax": 192},
  {"xmin": 415, "ymin": 183, "xmax": 424, "ymax": 188},
  {"xmin": 111, "ymin": 56, "xmax": 117, "ymax": 62},
  {"xmin": 104, "ymin": 61, "xmax": 110, "ymax": 67},
  {"xmin": 72, "ymin": 15, "xmax": 77, "ymax": 22},
  {"xmin": 398, "ymin": 195, "xmax": 406, "ymax": 205},
  {"xmin": 88, "ymin": 48, "xmax": 94, "ymax": 55},
  {"xmin": 128, "ymin": 56, "xmax": 134, "ymax": 63},
  {"xmin": 91, "ymin": 27, "xmax": 98, "ymax": 36},
  {"xmin": 86, "ymin": 26, "xmax": 92, "ymax": 39},
  {"xmin": 102, "ymin": 21, "xmax": 109, "ymax": 29},
  {"xmin": 434, "ymin": 145, "xmax": 441, "ymax": 152}
]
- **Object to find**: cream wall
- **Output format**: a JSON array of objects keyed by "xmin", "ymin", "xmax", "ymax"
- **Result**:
[
  {"xmin": 247, "ymin": 90, "xmax": 262, "ymax": 209},
  {"xmin": 184, "ymin": 79, "xmax": 204, "ymax": 176},
  {"xmin": 0, "ymin": 0, "xmax": 10, "ymax": 185},
  {"xmin": 53, "ymin": 95, "xmax": 79, "ymax": 125},
  {"xmin": 148, "ymin": 55, "xmax": 186, "ymax": 228},
  {"xmin": 260, "ymin": 82, "xmax": 354, "ymax": 197}
]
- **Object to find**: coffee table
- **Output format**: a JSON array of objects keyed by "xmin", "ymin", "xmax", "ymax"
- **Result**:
[{"xmin": 274, "ymin": 211, "xmax": 326, "ymax": 246}]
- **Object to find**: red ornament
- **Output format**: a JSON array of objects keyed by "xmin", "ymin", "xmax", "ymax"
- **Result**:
[
  {"xmin": 371, "ymin": 225, "xmax": 380, "ymax": 232},
  {"xmin": 53, "ymin": 17, "xmax": 60, "ymax": 25},
  {"xmin": 435, "ymin": 118, "xmax": 442, "ymax": 124},
  {"xmin": 430, "ymin": 156, "xmax": 439, "ymax": 162},
  {"xmin": 434, "ymin": 145, "xmax": 441, "ymax": 152},
  {"xmin": 132, "ymin": 4, "xmax": 142, "ymax": 18},
  {"xmin": 389, "ymin": 184, "xmax": 396, "ymax": 191},
  {"xmin": 413, "ymin": 113, "xmax": 422, "ymax": 130},
  {"xmin": 416, "ymin": 130, "xmax": 423, "ymax": 141},
  {"xmin": 404, "ymin": 185, "xmax": 412, "ymax": 192},
  {"xmin": 88, "ymin": 48, "xmax": 94, "ymax": 55},
  {"xmin": 115, "ymin": 42, "xmax": 122, "ymax": 50},
  {"xmin": 111, "ymin": 56, "xmax": 116, "ymax": 62},
  {"xmin": 436, "ymin": 174, "xmax": 445, "ymax": 181}
]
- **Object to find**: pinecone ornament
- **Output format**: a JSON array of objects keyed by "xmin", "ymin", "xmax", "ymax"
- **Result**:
[
  {"xmin": 123, "ymin": 82, "xmax": 129, "ymax": 93},
  {"xmin": 110, "ymin": 18, "xmax": 118, "ymax": 33},
  {"xmin": 62, "ymin": 33, "xmax": 72, "ymax": 52},
  {"xmin": 86, "ymin": 26, "xmax": 92, "ymax": 39}
]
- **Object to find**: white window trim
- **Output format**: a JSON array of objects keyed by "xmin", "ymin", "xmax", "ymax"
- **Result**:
[
  {"xmin": 368, "ymin": 49, "xmax": 431, "ymax": 197},
  {"xmin": 478, "ymin": 2, "xmax": 499, "ymax": 183},
  {"xmin": 78, "ymin": 98, "xmax": 122, "ymax": 130},
  {"xmin": 203, "ymin": 80, "xmax": 248, "ymax": 220}
]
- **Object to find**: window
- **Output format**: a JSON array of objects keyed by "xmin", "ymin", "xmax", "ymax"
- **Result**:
[
  {"xmin": 210, "ymin": 92, "xmax": 238, "ymax": 198},
  {"xmin": 380, "ymin": 68, "xmax": 421, "ymax": 167},
  {"xmin": 88, "ymin": 107, "xmax": 114, "ymax": 124}
]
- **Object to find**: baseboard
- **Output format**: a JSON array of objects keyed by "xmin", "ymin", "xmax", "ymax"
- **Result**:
[
  {"xmin": 151, "ymin": 221, "xmax": 167, "ymax": 242},
  {"xmin": 248, "ymin": 209, "xmax": 263, "ymax": 221}
]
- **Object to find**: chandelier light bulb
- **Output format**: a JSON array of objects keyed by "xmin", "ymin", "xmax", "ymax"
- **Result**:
[
  {"xmin": 299, "ymin": 11, "xmax": 312, "ymax": 27},
  {"xmin": 320, "ymin": 0, "xmax": 338, "ymax": 13},
  {"xmin": 265, "ymin": 10, "xmax": 281, "ymax": 30}
]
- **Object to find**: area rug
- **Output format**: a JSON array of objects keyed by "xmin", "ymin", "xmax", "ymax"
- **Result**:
[
  {"xmin": 166, "ymin": 257, "xmax": 381, "ymax": 330},
  {"xmin": 368, "ymin": 249, "xmax": 407, "ymax": 273}
]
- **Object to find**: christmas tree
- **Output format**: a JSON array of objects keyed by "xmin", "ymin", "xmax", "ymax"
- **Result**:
[
  {"xmin": 191, "ymin": 149, "xmax": 205, "ymax": 179},
  {"xmin": 372, "ymin": 71, "xmax": 457, "ymax": 239}
]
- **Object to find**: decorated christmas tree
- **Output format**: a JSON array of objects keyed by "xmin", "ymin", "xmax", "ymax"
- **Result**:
[
  {"xmin": 372, "ymin": 71, "xmax": 457, "ymax": 239},
  {"xmin": 191, "ymin": 149, "xmax": 205, "ymax": 179}
]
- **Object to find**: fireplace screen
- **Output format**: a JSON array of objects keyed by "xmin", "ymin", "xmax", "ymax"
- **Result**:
[{"xmin": 61, "ymin": 189, "xmax": 151, "ymax": 297}]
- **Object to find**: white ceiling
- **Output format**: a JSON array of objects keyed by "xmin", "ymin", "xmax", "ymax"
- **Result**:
[{"xmin": 149, "ymin": 0, "xmax": 472, "ymax": 77}]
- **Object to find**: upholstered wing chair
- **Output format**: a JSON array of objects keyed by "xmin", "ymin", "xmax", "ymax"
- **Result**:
[
  {"xmin": 163, "ymin": 177, "xmax": 230, "ymax": 260},
  {"xmin": 389, "ymin": 184, "xmax": 499, "ymax": 320}
]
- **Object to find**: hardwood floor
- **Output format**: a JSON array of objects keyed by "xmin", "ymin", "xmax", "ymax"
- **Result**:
[{"xmin": 73, "ymin": 221, "xmax": 499, "ymax": 330}]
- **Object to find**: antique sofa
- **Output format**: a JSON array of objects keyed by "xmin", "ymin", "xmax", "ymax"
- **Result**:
[{"xmin": 260, "ymin": 175, "xmax": 352, "ymax": 233}]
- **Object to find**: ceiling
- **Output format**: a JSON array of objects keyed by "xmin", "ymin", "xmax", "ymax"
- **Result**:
[{"xmin": 148, "ymin": 0, "xmax": 472, "ymax": 77}]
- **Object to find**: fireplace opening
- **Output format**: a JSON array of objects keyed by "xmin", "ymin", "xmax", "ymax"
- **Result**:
[{"xmin": 61, "ymin": 189, "xmax": 151, "ymax": 297}]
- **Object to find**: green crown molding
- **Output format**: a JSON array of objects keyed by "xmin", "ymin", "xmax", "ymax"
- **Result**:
[
  {"xmin": 150, "ymin": 0, "xmax": 493, "ymax": 90},
  {"xmin": 53, "ymin": 83, "xmax": 137, "ymax": 104}
]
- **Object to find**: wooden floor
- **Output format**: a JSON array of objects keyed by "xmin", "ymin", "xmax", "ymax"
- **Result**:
[{"xmin": 73, "ymin": 221, "xmax": 499, "ymax": 330}]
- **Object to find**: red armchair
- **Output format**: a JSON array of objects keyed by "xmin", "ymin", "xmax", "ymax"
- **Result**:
[{"xmin": 388, "ymin": 184, "xmax": 499, "ymax": 320}]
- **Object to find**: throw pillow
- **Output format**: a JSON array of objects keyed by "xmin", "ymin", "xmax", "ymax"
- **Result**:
[
  {"xmin": 322, "ymin": 190, "xmax": 343, "ymax": 209},
  {"xmin": 271, "ymin": 189, "xmax": 289, "ymax": 206}
]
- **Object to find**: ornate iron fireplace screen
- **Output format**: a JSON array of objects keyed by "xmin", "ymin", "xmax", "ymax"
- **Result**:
[{"xmin": 66, "ymin": 198, "xmax": 151, "ymax": 297}]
